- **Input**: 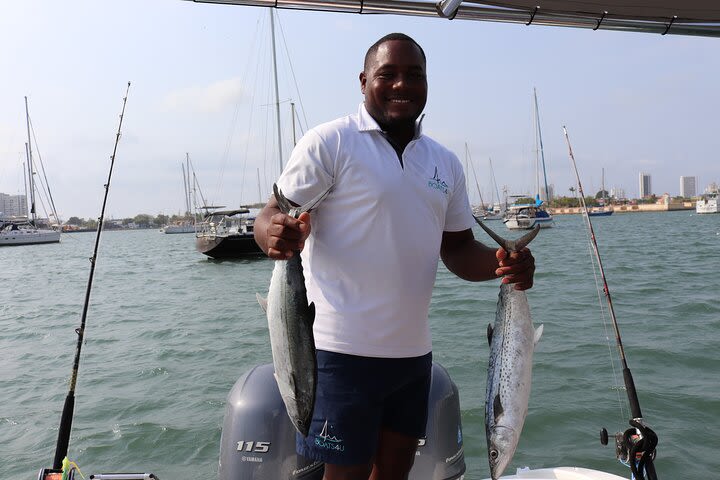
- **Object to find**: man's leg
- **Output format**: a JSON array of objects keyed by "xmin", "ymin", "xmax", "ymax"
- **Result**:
[
  {"xmin": 323, "ymin": 462, "xmax": 373, "ymax": 480},
  {"xmin": 322, "ymin": 429, "xmax": 418, "ymax": 480},
  {"xmin": 369, "ymin": 428, "xmax": 419, "ymax": 480}
]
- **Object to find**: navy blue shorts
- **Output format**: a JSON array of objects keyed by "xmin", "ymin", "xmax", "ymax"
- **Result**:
[{"xmin": 296, "ymin": 350, "xmax": 432, "ymax": 465}]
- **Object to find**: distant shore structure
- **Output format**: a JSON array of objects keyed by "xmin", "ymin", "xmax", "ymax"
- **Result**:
[
  {"xmin": 550, "ymin": 198, "xmax": 695, "ymax": 215},
  {"xmin": 639, "ymin": 172, "xmax": 652, "ymax": 198},
  {"xmin": 680, "ymin": 176, "xmax": 697, "ymax": 198}
]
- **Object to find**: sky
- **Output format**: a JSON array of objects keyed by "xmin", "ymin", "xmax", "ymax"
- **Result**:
[{"xmin": 1, "ymin": 0, "xmax": 718, "ymax": 220}]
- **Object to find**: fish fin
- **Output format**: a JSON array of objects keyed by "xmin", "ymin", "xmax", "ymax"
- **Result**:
[
  {"xmin": 474, "ymin": 216, "xmax": 539, "ymax": 252},
  {"xmin": 487, "ymin": 324, "xmax": 493, "ymax": 346},
  {"xmin": 534, "ymin": 324, "xmax": 544, "ymax": 346},
  {"xmin": 256, "ymin": 293, "xmax": 268, "ymax": 313},
  {"xmin": 493, "ymin": 394, "xmax": 504, "ymax": 422}
]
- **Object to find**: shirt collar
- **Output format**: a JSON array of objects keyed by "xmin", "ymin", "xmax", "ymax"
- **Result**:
[{"xmin": 357, "ymin": 103, "xmax": 424, "ymax": 139}]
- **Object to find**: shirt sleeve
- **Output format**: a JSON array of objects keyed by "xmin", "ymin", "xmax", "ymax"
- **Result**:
[
  {"xmin": 275, "ymin": 128, "xmax": 335, "ymax": 206},
  {"xmin": 443, "ymin": 152, "xmax": 476, "ymax": 232}
]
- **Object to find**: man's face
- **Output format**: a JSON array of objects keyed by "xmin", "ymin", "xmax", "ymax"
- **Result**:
[{"xmin": 360, "ymin": 39, "xmax": 427, "ymax": 130}]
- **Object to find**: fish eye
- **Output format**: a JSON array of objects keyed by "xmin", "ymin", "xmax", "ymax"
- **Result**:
[{"xmin": 490, "ymin": 449, "xmax": 498, "ymax": 460}]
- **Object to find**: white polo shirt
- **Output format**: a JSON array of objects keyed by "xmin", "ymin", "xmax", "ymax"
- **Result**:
[{"xmin": 276, "ymin": 104, "xmax": 475, "ymax": 358}]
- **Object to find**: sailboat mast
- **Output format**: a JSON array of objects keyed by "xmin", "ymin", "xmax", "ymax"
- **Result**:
[
  {"xmin": 533, "ymin": 88, "xmax": 550, "ymax": 203},
  {"xmin": 24, "ymin": 97, "xmax": 37, "ymax": 223},
  {"xmin": 182, "ymin": 156, "xmax": 190, "ymax": 217},
  {"xmin": 291, "ymin": 102, "xmax": 297, "ymax": 146},
  {"xmin": 489, "ymin": 158, "xmax": 501, "ymax": 206},
  {"xmin": 270, "ymin": 10, "xmax": 284, "ymax": 173}
]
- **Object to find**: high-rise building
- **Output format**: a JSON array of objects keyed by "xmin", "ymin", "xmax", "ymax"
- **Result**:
[
  {"xmin": 639, "ymin": 173, "xmax": 652, "ymax": 198},
  {"xmin": 541, "ymin": 184, "xmax": 555, "ymax": 202},
  {"xmin": 0, "ymin": 193, "xmax": 27, "ymax": 218},
  {"xmin": 680, "ymin": 176, "xmax": 697, "ymax": 198}
]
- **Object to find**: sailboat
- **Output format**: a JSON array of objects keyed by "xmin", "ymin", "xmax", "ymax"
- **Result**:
[
  {"xmin": 483, "ymin": 158, "xmax": 506, "ymax": 220},
  {"xmin": 161, "ymin": 153, "xmax": 197, "ymax": 234},
  {"xmin": 0, "ymin": 97, "xmax": 61, "ymax": 246},
  {"xmin": 194, "ymin": 9, "xmax": 294, "ymax": 259},
  {"xmin": 504, "ymin": 88, "xmax": 554, "ymax": 230},
  {"xmin": 588, "ymin": 168, "xmax": 614, "ymax": 217}
]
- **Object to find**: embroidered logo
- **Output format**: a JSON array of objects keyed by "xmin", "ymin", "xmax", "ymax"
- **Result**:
[
  {"xmin": 314, "ymin": 420, "xmax": 345, "ymax": 452},
  {"xmin": 428, "ymin": 167, "xmax": 449, "ymax": 195}
]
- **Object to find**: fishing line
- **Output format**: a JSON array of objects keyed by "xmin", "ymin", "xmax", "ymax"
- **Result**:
[
  {"xmin": 562, "ymin": 126, "xmax": 657, "ymax": 480},
  {"xmin": 50, "ymin": 82, "xmax": 131, "ymax": 470},
  {"xmin": 584, "ymin": 217, "xmax": 628, "ymax": 427}
]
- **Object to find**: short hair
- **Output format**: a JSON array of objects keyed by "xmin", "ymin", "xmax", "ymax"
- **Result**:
[{"xmin": 363, "ymin": 33, "xmax": 426, "ymax": 72}]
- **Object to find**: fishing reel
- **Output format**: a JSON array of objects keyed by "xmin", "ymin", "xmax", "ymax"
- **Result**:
[{"xmin": 600, "ymin": 418, "xmax": 657, "ymax": 480}]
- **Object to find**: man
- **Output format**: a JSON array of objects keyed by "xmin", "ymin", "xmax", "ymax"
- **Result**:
[{"xmin": 254, "ymin": 33, "xmax": 535, "ymax": 480}]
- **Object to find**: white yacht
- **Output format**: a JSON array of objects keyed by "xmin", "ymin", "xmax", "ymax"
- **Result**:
[
  {"xmin": 0, "ymin": 220, "xmax": 60, "ymax": 246},
  {"xmin": 0, "ymin": 98, "xmax": 60, "ymax": 247},
  {"xmin": 696, "ymin": 192, "xmax": 719, "ymax": 214}
]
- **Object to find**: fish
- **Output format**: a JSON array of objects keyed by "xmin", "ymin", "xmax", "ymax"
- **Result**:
[
  {"xmin": 257, "ymin": 183, "xmax": 333, "ymax": 437},
  {"xmin": 476, "ymin": 219, "xmax": 543, "ymax": 480}
]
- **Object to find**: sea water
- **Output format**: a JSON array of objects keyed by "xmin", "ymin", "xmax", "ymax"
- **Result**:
[{"xmin": 1, "ymin": 210, "xmax": 718, "ymax": 479}]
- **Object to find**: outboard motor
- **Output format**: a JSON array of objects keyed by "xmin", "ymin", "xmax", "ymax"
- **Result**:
[{"xmin": 219, "ymin": 362, "xmax": 465, "ymax": 480}]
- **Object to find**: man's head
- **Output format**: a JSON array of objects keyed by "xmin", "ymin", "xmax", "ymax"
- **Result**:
[{"xmin": 360, "ymin": 33, "xmax": 427, "ymax": 132}]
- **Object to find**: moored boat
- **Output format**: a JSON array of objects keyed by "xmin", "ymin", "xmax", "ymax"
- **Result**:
[
  {"xmin": 195, "ymin": 208, "xmax": 263, "ymax": 258},
  {"xmin": 504, "ymin": 203, "xmax": 554, "ymax": 229},
  {"xmin": 0, "ymin": 97, "xmax": 60, "ymax": 247},
  {"xmin": 506, "ymin": 89, "xmax": 554, "ymax": 230},
  {"xmin": 0, "ymin": 219, "xmax": 60, "ymax": 245},
  {"xmin": 160, "ymin": 221, "xmax": 195, "ymax": 234},
  {"xmin": 696, "ymin": 192, "xmax": 719, "ymax": 214}
]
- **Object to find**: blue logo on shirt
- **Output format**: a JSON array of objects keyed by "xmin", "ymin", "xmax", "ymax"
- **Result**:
[
  {"xmin": 428, "ymin": 167, "xmax": 449, "ymax": 195},
  {"xmin": 315, "ymin": 420, "xmax": 345, "ymax": 452}
]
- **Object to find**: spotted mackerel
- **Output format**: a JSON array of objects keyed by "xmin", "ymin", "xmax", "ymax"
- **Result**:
[
  {"xmin": 476, "ymin": 219, "xmax": 543, "ymax": 480},
  {"xmin": 258, "ymin": 183, "xmax": 332, "ymax": 436}
]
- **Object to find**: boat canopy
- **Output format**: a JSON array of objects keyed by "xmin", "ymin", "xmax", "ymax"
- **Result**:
[{"xmin": 188, "ymin": 0, "xmax": 720, "ymax": 37}]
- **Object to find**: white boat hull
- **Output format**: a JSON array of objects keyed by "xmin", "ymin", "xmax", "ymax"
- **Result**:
[
  {"xmin": 696, "ymin": 196, "xmax": 719, "ymax": 214},
  {"xmin": 505, "ymin": 215, "xmax": 554, "ymax": 230},
  {"xmin": 486, "ymin": 466, "xmax": 626, "ymax": 479},
  {"xmin": 161, "ymin": 224, "xmax": 195, "ymax": 234},
  {"xmin": 0, "ymin": 228, "xmax": 60, "ymax": 246}
]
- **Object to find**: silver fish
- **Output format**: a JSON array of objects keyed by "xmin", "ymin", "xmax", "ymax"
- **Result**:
[
  {"xmin": 257, "ymin": 183, "xmax": 332, "ymax": 436},
  {"xmin": 476, "ymin": 219, "xmax": 543, "ymax": 480}
]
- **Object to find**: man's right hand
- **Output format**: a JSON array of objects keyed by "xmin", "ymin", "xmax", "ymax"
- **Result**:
[{"xmin": 265, "ymin": 211, "xmax": 311, "ymax": 259}]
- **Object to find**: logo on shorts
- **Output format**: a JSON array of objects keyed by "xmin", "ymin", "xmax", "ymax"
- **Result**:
[
  {"xmin": 314, "ymin": 420, "xmax": 345, "ymax": 452},
  {"xmin": 428, "ymin": 167, "xmax": 449, "ymax": 195}
]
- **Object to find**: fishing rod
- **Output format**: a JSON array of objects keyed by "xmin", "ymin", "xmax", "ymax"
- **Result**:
[
  {"xmin": 562, "ymin": 126, "xmax": 657, "ymax": 480},
  {"xmin": 50, "ymin": 82, "xmax": 131, "ymax": 471}
]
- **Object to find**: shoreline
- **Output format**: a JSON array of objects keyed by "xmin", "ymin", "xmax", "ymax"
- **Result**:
[{"xmin": 549, "ymin": 202, "xmax": 695, "ymax": 215}]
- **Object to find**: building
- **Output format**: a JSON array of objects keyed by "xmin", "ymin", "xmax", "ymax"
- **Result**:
[
  {"xmin": 610, "ymin": 187, "xmax": 626, "ymax": 201},
  {"xmin": 0, "ymin": 193, "xmax": 27, "ymax": 218},
  {"xmin": 639, "ymin": 173, "xmax": 652, "ymax": 198},
  {"xmin": 541, "ymin": 184, "xmax": 555, "ymax": 202},
  {"xmin": 680, "ymin": 176, "xmax": 697, "ymax": 198}
]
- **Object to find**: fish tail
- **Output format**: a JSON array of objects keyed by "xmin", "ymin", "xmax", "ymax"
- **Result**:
[
  {"xmin": 273, "ymin": 183, "xmax": 334, "ymax": 218},
  {"xmin": 474, "ymin": 216, "xmax": 540, "ymax": 252}
]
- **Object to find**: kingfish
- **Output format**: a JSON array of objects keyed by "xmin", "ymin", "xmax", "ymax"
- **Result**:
[
  {"xmin": 257, "ymin": 183, "xmax": 333, "ymax": 437},
  {"xmin": 476, "ymin": 219, "xmax": 543, "ymax": 480}
]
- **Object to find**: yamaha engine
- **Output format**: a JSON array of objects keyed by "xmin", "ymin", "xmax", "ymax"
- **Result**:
[{"xmin": 219, "ymin": 362, "xmax": 465, "ymax": 480}]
